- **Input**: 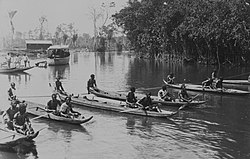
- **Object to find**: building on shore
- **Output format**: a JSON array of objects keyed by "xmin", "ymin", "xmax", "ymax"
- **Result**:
[{"xmin": 25, "ymin": 40, "xmax": 52, "ymax": 50}]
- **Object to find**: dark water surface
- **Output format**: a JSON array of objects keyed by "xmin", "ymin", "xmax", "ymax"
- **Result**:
[{"xmin": 1, "ymin": 51, "xmax": 250, "ymax": 159}]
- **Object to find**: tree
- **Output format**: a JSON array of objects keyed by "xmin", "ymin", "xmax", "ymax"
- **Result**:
[
  {"xmin": 8, "ymin": 10, "xmax": 17, "ymax": 46},
  {"xmin": 38, "ymin": 16, "xmax": 48, "ymax": 40}
]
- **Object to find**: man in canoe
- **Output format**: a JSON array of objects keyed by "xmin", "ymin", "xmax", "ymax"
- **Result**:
[
  {"xmin": 211, "ymin": 70, "xmax": 218, "ymax": 81},
  {"xmin": 136, "ymin": 92, "xmax": 161, "ymax": 112},
  {"xmin": 13, "ymin": 102, "xmax": 35, "ymax": 135},
  {"xmin": 166, "ymin": 73, "xmax": 175, "ymax": 84},
  {"xmin": 8, "ymin": 82, "xmax": 17, "ymax": 101},
  {"xmin": 87, "ymin": 74, "xmax": 97, "ymax": 94},
  {"xmin": 158, "ymin": 85, "xmax": 173, "ymax": 101},
  {"xmin": 46, "ymin": 94, "xmax": 61, "ymax": 113},
  {"xmin": 178, "ymin": 84, "xmax": 190, "ymax": 102},
  {"xmin": 126, "ymin": 87, "xmax": 137, "ymax": 108},
  {"xmin": 202, "ymin": 77, "xmax": 214, "ymax": 89},
  {"xmin": 23, "ymin": 53, "xmax": 30, "ymax": 67},
  {"xmin": 2, "ymin": 100, "xmax": 19, "ymax": 130},
  {"xmin": 5, "ymin": 53, "xmax": 12, "ymax": 68},
  {"xmin": 215, "ymin": 77, "xmax": 223, "ymax": 89},
  {"xmin": 55, "ymin": 77, "xmax": 65, "ymax": 94},
  {"xmin": 59, "ymin": 96, "xmax": 81, "ymax": 118}
]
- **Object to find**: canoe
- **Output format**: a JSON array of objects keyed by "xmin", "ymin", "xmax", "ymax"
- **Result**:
[
  {"xmin": 0, "ymin": 66, "xmax": 34, "ymax": 73},
  {"xmin": 90, "ymin": 88, "xmax": 205, "ymax": 107},
  {"xmin": 222, "ymin": 80, "xmax": 250, "ymax": 85},
  {"xmin": 0, "ymin": 124, "xmax": 39, "ymax": 144},
  {"xmin": 26, "ymin": 101, "xmax": 93, "ymax": 125},
  {"xmin": 58, "ymin": 93, "xmax": 178, "ymax": 118},
  {"xmin": 163, "ymin": 79, "xmax": 250, "ymax": 95}
]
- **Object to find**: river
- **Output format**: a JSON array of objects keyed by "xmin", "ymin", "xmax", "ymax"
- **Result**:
[{"xmin": 0, "ymin": 51, "xmax": 250, "ymax": 159}]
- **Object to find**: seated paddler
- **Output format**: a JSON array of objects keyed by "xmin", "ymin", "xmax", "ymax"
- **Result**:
[
  {"xmin": 46, "ymin": 93, "xmax": 61, "ymax": 114},
  {"xmin": 2, "ymin": 100, "xmax": 19, "ymax": 130},
  {"xmin": 136, "ymin": 92, "xmax": 161, "ymax": 112},
  {"xmin": 13, "ymin": 102, "xmax": 34, "ymax": 135},
  {"xmin": 59, "ymin": 96, "xmax": 82, "ymax": 118},
  {"xmin": 126, "ymin": 87, "xmax": 137, "ymax": 108}
]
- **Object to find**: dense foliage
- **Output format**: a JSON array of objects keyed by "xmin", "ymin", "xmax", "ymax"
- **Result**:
[{"xmin": 113, "ymin": 0, "xmax": 250, "ymax": 65}]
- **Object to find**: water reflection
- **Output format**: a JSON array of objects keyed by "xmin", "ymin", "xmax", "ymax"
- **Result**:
[
  {"xmin": 48, "ymin": 65, "xmax": 70, "ymax": 80},
  {"xmin": 71, "ymin": 52, "xmax": 79, "ymax": 64},
  {"xmin": 0, "ymin": 72, "xmax": 31, "ymax": 84},
  {"xmin": 0, "ymin": 141, "xmax": 38, "ymax": 159}
]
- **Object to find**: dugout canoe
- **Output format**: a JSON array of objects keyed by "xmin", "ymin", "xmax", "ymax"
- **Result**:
[
  {"xmin": 163, "ymin": 79, "xmax": 250, "ymax": 95},
  {"xmin": 58, "ymin": 93, "xmax": 179, "ymax": 118},
  {"xmin": 26, "ymin": 101, "xmax": 93, "ymax": 125},
  {"xmin": 222, "ymin": 80, "xmax": 250, "ymax": 85},
  {"xmin": 0, "ymin": 66, "xmax": 34, "ymax": 73},
  {"xmin": 90, "ymin": 88, "xmax": 205, "ymax": 107},
  {"xmin": 0, "ymin": 124, "xmax": 39, "ymax": 144}
]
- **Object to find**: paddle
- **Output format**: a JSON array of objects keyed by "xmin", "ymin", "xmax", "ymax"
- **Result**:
[
  {"xmin": 178, "ymin": 94, "xmax": 200, "ymax": 111},
  {"xmin": 19, "ymin": 95, "xmax": 51, "ymax": 98},
  {"xmin": 30, "ymin": 113, "xmax": 51, "ymax": 121},
  {"xmin": 0, "ymin": 134, "xmax": 16, "ymax": 141},
  {"xmin": 119, "ymin": 102, "xmax": 148, "ymax": 116}
]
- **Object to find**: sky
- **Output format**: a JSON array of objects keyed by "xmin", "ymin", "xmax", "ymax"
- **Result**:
[{"xmin": 0, "ymin": 0, "xmax": 128, "ymax": 38}]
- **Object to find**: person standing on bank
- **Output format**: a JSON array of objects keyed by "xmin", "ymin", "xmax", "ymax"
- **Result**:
[{"xmin": 87, "ymin": 74, "xmax": 97, "ymax": 94}]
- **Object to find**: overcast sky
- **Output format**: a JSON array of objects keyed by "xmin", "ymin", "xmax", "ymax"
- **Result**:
[{"xmin": 0, "ymin": 0, "xmax": 128, "ymax": 38}]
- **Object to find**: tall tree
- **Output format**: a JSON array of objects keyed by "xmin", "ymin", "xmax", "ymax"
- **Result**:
[{"xmin": 8, "ymin": 10, "xmax": 17, "ymax": 46}]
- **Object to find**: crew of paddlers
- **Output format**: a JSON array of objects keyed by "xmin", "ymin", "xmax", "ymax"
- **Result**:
[
  {"xmin": 1, "ymin": 52, "xmax": 30, "ymax": 68},
  {"xmin": 0, "ymin": 68, "xmax": 230, "ymax": 141}
]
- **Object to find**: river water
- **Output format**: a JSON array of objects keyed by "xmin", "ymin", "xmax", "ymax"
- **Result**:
[{"xmin": 0, "ymin": 51, "xmax": 250, "ymax": 159}]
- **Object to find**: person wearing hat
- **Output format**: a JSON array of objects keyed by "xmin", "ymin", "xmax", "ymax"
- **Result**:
[
  {"xmin": 55, "ymin": 77, "xmax": 65, "ymax": 93},
  {"xmin": 13, "ymin": 102, "xmax": 34, "ymax": 135},
  {"xmin": 158, "ymin": 85, "xmax": 173, "ymax": 101},
  {"xmin": 59, "ymin": 96, "xmax": 81, "ymax": 118},
  {"xmin": 126, "ymin": 87, "xmax": 137, "ymax": 108},
  {"xmin": 166, "ymin": 73, "xmax": 175, "ymax": 84},
  {"xmin": 178, "ymin": 84, "xmax": 190, "ymax": 102},
  {"xmin": 87, "ymin": 74, "xmax": 97, "ymax": 94},
  {"xmin": 8, "ymin": 82, "xmax": 17, "ymax": 101},
  {"xmin": 136, "ymin": 92, "xmax": 161, "ymax": 112},
  {"xmin": 2, "ymin": 100, "xmax": 19, "ymax": 130}
]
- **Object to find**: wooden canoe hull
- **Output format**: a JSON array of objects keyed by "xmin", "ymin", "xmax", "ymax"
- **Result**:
[
  {"xmin": 222, "ymin": 80, "xmax": 250, "ymax": 85},
  {"xmin": 26, "ymin": 101, "xmax": 93, "ymax": 125},
  {"xmin": 0, "ymin": 125, "xmax": 39, "ymax": 144},
  {"xmin": 163, "ymin": 79, "xmax": 250, "ymax": 95},
  {"xmin": 58, "ymin": 93, "xmax": 177, "ymax": 118},
  {"xmin": 0, "ymin": 66, "xmax": 34, "ymax": 73},
  {"xmin": 90, "ymin": 88, "xmax": 205, "ymax": 107}
]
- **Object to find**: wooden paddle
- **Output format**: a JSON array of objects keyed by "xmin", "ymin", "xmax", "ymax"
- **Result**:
[
  {"xmin": 178, "ymin": 94, "xmax": 200, "ymax": 111},
  {"xmin": 30, "ymin": 113, "xmax": 51, "ymax": 121},
  {"xmin": 119, "ymin": 102, "xmax": 148, "ymax": 115},
  {"xmin": 19, "ymin": 95, "xmax": 51, "ymax": 98}
]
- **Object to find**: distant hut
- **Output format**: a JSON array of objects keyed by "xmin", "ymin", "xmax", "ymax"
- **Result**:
[{"xmin": 25, "ymin": 40, "xmax": 52, "ymax": 51}]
